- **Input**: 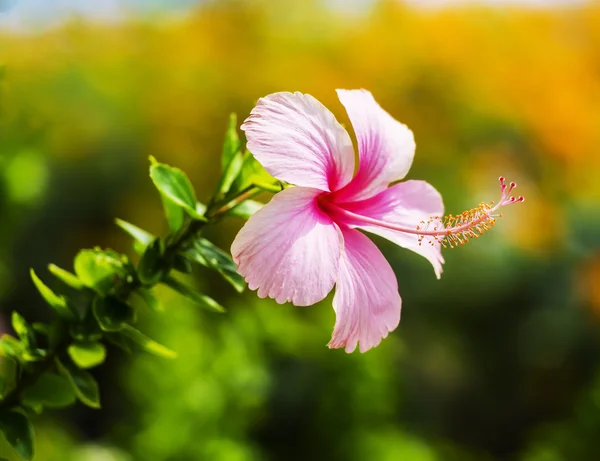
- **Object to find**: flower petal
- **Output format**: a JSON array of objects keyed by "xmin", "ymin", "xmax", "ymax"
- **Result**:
[
  {"xmin": 231, "ymin": 187, "xmax": 341, "ymax": 306},
  {"xmin": 241, "ymin": 92, "xmax": 355, "ymax": 191},
  {"xmin": 335, "ymin": 89, "xmax": 415, "ymax": 201},
  {"xmin": 340, "ymin": 180, "xmax": 445, "ymax": 278},
  {"xmin": 328, "ymin": 227, "xmax": 401, "ymax": 353}
]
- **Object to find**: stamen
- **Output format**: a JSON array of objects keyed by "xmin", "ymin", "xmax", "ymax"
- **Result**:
[
  {"xmin": 324, "ymin": 177, "xmax": 523, "ymax": 250},
  {"xmin": 416, "ymin": 177, "xmax": 523, "ymax": 248}
]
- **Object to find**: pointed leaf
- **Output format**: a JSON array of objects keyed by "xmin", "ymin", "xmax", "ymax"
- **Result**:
[
  {"xmin": 55, "ymin": 358, "xmax": 101, "ymax": 409},
  {"xmin": 150, "ymin": 162, "xmax": 206, "ymax": 223},
  {"xmin": 119, "ymin": 325, "xmax": 177, "ymax": 359},
  {"xmin": 30, "ymin": 269, "xmax": 75, "ymax": 320},
  {"xmin": 163, "ymin": 275, "xmax": 226, "ymax": 313},
  {"xmin": 150, "ymin": 162, "xmax": 197, "ymax": 210},
  {"xmin": 0, "ymin": 410, "xmax": 35, "ymax": 460},
  {"xmin": 11, "ymin": 312, "xmax": 35, "ymax": 350},
  {"xmin": 184, "ymin": 238, "xmax": 245, "ymax": 293},
  {"xmin": 217, "ymin": 118, "xmax": 248, "ymax": 196},
  {"xmin": 219, "ymin": 152, "xmax": 245, "ymax": 198},
  {"xmin": 230, "ymin": 151, "xmax": 277, "ymax": 195},
  {"xmin": 0, "ymin": 335, "xmax": 23, "ymax": 358},
  {"xmin": 47, "ymin": 264, "xmax": 84, "ymax": 290},
  {"xmin": 68, "ymin": 342, "xmax": 106, "ymax": 369},
  {"xmin": 115, "ymin": 219, "xmax": 155, "ymax": 253},
  {"xmin": 21, "ymin": 372, "xmax": 76, "ymax": 409},
  {"xmin": 221, "ymin": 113, "xmax": 241, "ymax": 171}
]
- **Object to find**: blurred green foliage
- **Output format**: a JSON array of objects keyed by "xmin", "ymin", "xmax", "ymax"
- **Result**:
[
  {"xmin": 0, "ymin": 149, "xmax": 270, "ymax": 459},
  {"xmin": 1, "ymin": 0, "xmax": 600, "ymax": 460}
]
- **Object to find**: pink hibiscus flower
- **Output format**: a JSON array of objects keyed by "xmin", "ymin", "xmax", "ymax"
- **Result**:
[{"xmin": 232, "ymin": 89, "xmax": 523, "ymax": 353}]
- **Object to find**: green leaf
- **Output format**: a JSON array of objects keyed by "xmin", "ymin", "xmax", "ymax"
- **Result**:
[
  {"xmin": 21, "ymin": 372, "xmax": 76, "ymax": 409},
  {"xmin": 0, "ymin": 410, "xmax": 35, "ymax": 460},
  {"xmin": 21, "ymin": 349, "xmax": 47, "ymax": 363},
  {"xmin": 230, "ymin": 151, "xmax": 277, "ymax": 195},
  {"xmin": 11, "ymin": 312, "xmax": 35, "ymax": 350},
  {"xmin": 221, "ymin": 113, "xmax": 241, "ymax": 171},
  {"xmin": 0, "ymin": 335, "xmax": 23, "ymax": 358},
  {"xmin": 135, "ymin": 288, "xmax": 163, "ymax": 312},
  {"xmin": 163, "ymin": 275, "xmax": 226, "ymax": 313},
  {"xmin": 226, "ymin": 199, "xmax": 264, "ymax": 219},
  {"xmin": 47, "ymin": 264, "xmax": 84, "ymax": 290},
  {"xmin": 30, "ymin": 269, "xmax": 76, "ymax": 320},
  {"xmin": 184, "ymin": 238, "xmax": 245, "ymax": 293},
  {"xmin": 150, "ymin": 161, "xmax": 197, "ymax": 210},
  {"xmin": 31, "ymin": 323, "xmax": 50, "ymax": 337},
  {"xmin": 114, "ymin": 219, "xmax": 155, "ymax": 253},
  {"xmin": 55, "ymin": 358, "xmax": 101, "ymax": 409},
  {"xmin": 118, "ymin": 325, "xmax": 177, "ymax": 359},
  {"xmin": 92, "ymin": 297, "xmax": 134, "ymax": 332},
  {"xmin": 137, "ymin": 238, "xmax": 166, "ymax": 285},
  {"xmin": 218, "ymin": 152, "xmax": 245, "ymax": 198},
  {"xmin": 11, "ymin": 312, "xmax": 28, "ymax": 341},
  {"xmin": 217, "ymin": 116, "xmax": 246, "ymax": 196},
  {"xmin": 74, "ymin": 249, "xmax": 128, "ymax": 296},
  {"xmin": 0, "ymin": 356, "xmax": 18, "ymax": 397},
  {"xmin": 68, "ymin": 342, "xmax": 106, "ymax": 369},
  {"xmin": 159, "ymin": 192, "xmax": 185, "ymax": 233},
  {"xmin": 149, "ymin": 161, "xmax": 206, "ymax": 223}
]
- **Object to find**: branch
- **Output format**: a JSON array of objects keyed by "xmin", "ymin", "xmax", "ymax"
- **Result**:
[{"xmin": 0, "ymin": 115, "xmax": 277, "ymax": 461}]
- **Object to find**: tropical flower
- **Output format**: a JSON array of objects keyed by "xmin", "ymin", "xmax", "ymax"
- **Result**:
[{"xmin": 231, "ymin": 90, "xmax": 523, "ymax": 353}]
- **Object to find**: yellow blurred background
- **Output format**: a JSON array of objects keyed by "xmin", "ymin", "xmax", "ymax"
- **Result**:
[{"xmin": 1, "ymin": 1, "xmax": 600, "ymax": 460}]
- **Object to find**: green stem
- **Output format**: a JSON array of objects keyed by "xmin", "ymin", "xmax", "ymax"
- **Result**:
[
  {"xmin": 206, "ymin": 185, "xmax": 261, "ymax": 218},
  {"xmin": 205, "ymin": 181, "xmax": 282, "ymax": 218},
  {"xmin": 254, "ymin": 181, "xmax": 283, "ymax": 194}
]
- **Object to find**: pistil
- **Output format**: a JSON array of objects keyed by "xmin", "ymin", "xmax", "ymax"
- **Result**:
[{"xmin": 325, "ymin": 177, "xmax": 524, "ymax": 249}]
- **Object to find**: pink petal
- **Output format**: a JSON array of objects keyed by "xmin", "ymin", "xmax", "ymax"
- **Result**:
[
  {"xmin": 241, "ymin": 92, "xmax": 355, "ymax": 192},
  {"xmin": 328, "ymin": 227, "xmax": 401, "ymax": 353},
  {"xmin": 231, "ymin": 187, "xmax": 342, "ymax": 306},
  {"xmin": 335, "ymin": 89, "xmax": 415, "ymax": 201},
  {"xmin": 339, "ymin": 180, "xmax": 445, "ymax": 278}
]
